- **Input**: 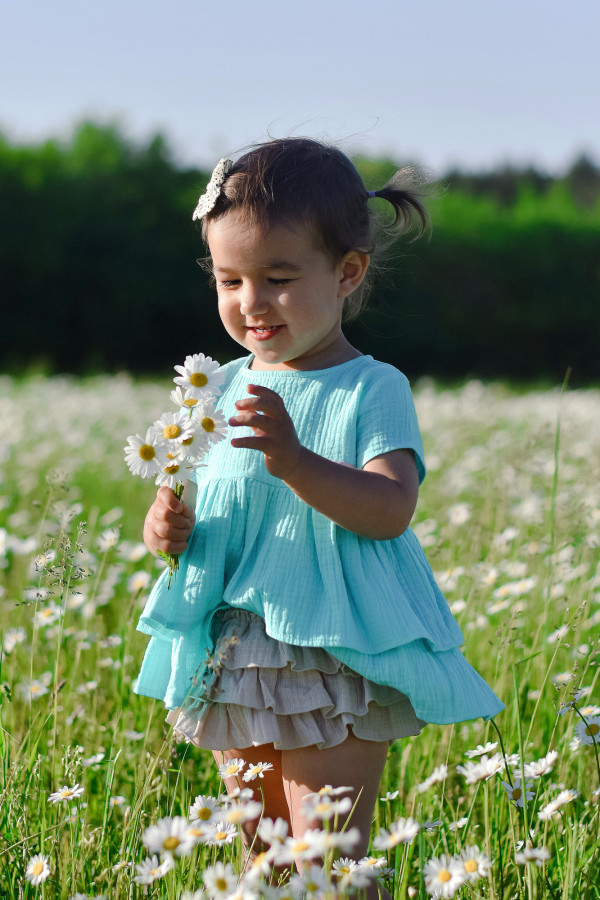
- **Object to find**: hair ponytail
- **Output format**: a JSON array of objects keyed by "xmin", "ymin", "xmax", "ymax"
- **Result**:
[{"xmin": 371, "ymin": 167, "xmax": 430, "ymax": 238}]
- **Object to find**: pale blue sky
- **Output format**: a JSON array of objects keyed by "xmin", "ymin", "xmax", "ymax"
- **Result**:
[{"xmin": 2, "ymin": 0, "xmax": 598, "ymax": 173}]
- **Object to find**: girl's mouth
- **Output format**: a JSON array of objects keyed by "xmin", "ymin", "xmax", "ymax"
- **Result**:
[{"xmin": 248, "ymin": 325, "xmax": 284, "ymax": 341}]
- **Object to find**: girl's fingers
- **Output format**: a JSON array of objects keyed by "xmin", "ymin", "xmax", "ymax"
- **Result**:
[{"xmin": 229, "ymin": 412, "xmax": 277, "ymax": 432}]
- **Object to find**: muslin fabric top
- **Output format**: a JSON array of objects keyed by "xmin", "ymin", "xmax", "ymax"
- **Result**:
[{"xmin": 134, "ymin": 354, "xmax": 504, "ymax": 724}]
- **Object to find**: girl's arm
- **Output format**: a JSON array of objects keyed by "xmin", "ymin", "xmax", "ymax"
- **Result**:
[{"xmin": 230, "ymin": 384, "xmax": 419, "ymax": 541}]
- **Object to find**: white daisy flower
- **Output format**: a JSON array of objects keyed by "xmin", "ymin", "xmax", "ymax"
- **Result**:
[
  {"xmin": 242, "ymin": 761, "xmax": 274, "ymax": 782},
  {"xmin": 127, "ymin": 570, "xmax": 152, "ymax": 593},
  {"xmin": 149, "ymin": 409, "xmax": 196, "ymax": 446},
  {"xmin": 373, "ymin": 817, "xmax": 420, "ymax": 849},
  {"xmin": 447, "ymin": 817, "xmax": 469, "ymax": 831},
  {"xmin": 3, "ymin": 626, "xmax": 27, "ymax": 653},
  {"xmin": 155, "ymin": 457, "xmax": 191, "ymax": 491},
  {"xmin": 48, "ymin": 783, "xmax": 84, "ymax": 803},
  {"xmin": 310, "ymin": 783, "xmax": 353, "ymax": 797},
  {"xmin": 170, "ymin": 385, "xmax": 201, "ymax": 409},
  {"xmin": 357, "ymin": 856, "xmax": 387, "ymax": 870},
  {"xmin": 186, "ymin": 822, "xmax": 211, "ymax": 844},
  {"xmin": 423, "ymin": 854, "xmax": 466, "ymax": 897},
  {"xmin": 133, "ymin": 854, "xmax": 174, "ymax": 884},
  {"xmin": 217, "ymin": 757, "xmax": 247, "ymax": 779},
  {"xmin": 222, "ymin": 800, "xmax": 263, "ymax": 825},
  {"xmin": 301, "ymin": 793, "xmax": 352, "ymax": 820},
  {"xmin": 515, "ymin": 846, "xmax": 550, "ymax": 867},
  {"xmin": 244, "ymin": 849, "xmax": 278, "ymax": 883},
  {"xmin": 457, "ymin": 753, "xmax": 505, "ymax": 784},
  {"xmin": 204, "ymin": 821, "xmax": 238, "ymax": 846},
  {"xmin": 192, "ymin": 398, "xmax": 228, "ymax": 445},
  {"xmin": 289, "ymin": 865, "xmax": 329, "ymax": 897},
  {"xmin": 538, "ymin": 788, "xmax": 579, "ymax": 820},
  {"xmin": 332, "ymin": 857, "xmax": 372, "ymax": 889},
  {"xmin": 417, "ymin": 764, "xmax": 449, "ymax": 793},
  {"xmin": 575, "ymin": 716, "xmax": 600, "ymax": 745},
  {"xmin": 456, "ymin": 846, "xmax": 491, "ymax": 883},
  {"xmin": 523, "ymin": 749, "xmax": 558, "ymax": 778},
  {"xmin": 502, "ymin": 776, "xmax": 534, "ymax": 808},
  {"xmin": 189, "ymin": 794, "xmax": 221, "ymax": 824},
  {"xmin": 81, "ymin": 751, "xmax": 105, "ymax": 767},
  {"xmin": 35, "ymin": 601, "xmax": 63, "ymax": 627},
  {"xmin": 465, "ymin": 741, "xmax": 498, "ymax": 758},
  {"xmin": 274, "ymin": 828, "xmax": 329, "ymax": 864},
  {"xmin": 124, "ymin": 429, "xmax": 169, "ymax": 479},
  {"xmin": 257, "ymin": 816, "xmax": 289, "ymax": 845},
  {"xmin": 180, "ymin": 892, "xmax": 206, "ymax": 900},
  {"xmin": 142, "ymin": 815, "xmax": 196, "ymax": 857},
  {"xmin": 173, "ymin": 354, "xmax": 225, "ymax": 400},
  {"xmin": 219, "ymin": 786, "xmax": 254, "ymax": 803},
  {"xmin": 322, "ymin": 826, "xmax": 361, "ymax": 854},
  {"xmin": 203, "ymin": 861, "xmax": 238, "ymax": 898},
  {"xmin": 380, "ymin": 789, "xmax": 400, "ymax": 801},
  {"xmin": 25, "ymin": 853, "xmax": 51, "ymax": 885}
]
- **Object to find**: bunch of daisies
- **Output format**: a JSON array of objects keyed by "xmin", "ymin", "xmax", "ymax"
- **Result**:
[{"xmin": 124, "ymin": 354, "xmax": 227, "ymax": 580}]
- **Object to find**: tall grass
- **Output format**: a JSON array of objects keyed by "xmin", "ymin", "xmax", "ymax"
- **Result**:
[{"xmin": 0, "ymin": 374, "xmax": 598, "ymax": 898}]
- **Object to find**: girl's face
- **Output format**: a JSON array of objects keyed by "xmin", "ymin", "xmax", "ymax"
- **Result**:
[{"xmin": 206, "ymin": 210, "xmax": 368, "ymax": 371}]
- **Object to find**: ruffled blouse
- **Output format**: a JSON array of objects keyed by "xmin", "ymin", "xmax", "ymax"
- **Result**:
[{"xmin": 134, "ymin": 354, "xmax": 504, "ymax": 724}]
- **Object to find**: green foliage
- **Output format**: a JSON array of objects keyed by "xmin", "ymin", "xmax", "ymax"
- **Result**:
[{"xmin": 1, "ymin": 124, "xmax": 599, "ymax": 381}]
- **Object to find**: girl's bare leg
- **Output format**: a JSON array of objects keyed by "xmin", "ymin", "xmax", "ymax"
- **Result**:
[
  {"xmin": 281, "ymin": 732, "xmax": 391, "ymax": 900},
  {"xmin": 213, "ymin": 745, "xmax": 290, "ymax": 862},
  {"xmin": 215, "ymin": 733, "xmax": 392, "ymax": 900}
]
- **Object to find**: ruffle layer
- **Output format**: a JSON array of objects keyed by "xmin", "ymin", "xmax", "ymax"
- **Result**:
[{"xmin": 166, "ymin": 609, "xmax": 426, "ymax": 750}]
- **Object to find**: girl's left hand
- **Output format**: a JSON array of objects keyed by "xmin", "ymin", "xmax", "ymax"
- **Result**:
[{"xmin": 229, "ymin": 384, "xmax": 302, "ymax": 480}]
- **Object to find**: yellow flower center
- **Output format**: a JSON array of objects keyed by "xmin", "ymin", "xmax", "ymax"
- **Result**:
[
  {"xmin": 438, "ymin": 869, "xmax": 451, "ymax": 883},
  {"xmin": 339, "ymin": 866, "xmax": 351, "ymax": 875},
  {"xmin": 465, "ymin": 859, "xmax": 478, "ymax": 873},
  {"xmin": 31, "ymin": 685, "xmax": 41, "ymax": 693},
  {"xmin": 198, "ymin": 807, "xmax": 212, "ymax": 820},
  {"xmin": 165, "ymin": 465, "xmax": 179, "ymax": 474},
  {"xmin": 587, "ymin": 723, "xmax": 599, "ymax": 736},
  {"xmin": 293, "ymin": 840, "xmax": 309, "ymax": 852},
  {"xmin": 138, "ymin": 444, "xmax": 155, "ymax": 461},
  {"xmin": 32, "ymin": 861, "xmax": 44, "ymax": 876},
  {"xmin": 163, "ymin": 424, "xmax": 181, "ymax": 439},
  {"xmin": 215, "ymin": 831, "xmax": 228, "ymax": 841},
  {"xmin": 225, "ymin": 764, "xmax": 239, "ymax": 775},
  {"xmin": 163, "ymin": 836, "xmax": 180, "ymax": 850},
  {"xmin": 182, "ymin": 436, "xmax": 194, "ymax": 445},
  {"xmin": 513, "ymin": 788, "xmax": 522, "ymax": 800},
  {"xmin": 306, "ymin": 882, "xmax": 318, "ymax": 892},
  {"xmin": 188, "ymin": 827, "xmax": 204, "ymax": 836},
  {"xmin": 253, "ymin": 852, "xmax": 268, "ymax": 867},
  {"xmin": 190, "ymin": 372, "xmax": 208, "ymax": 388},
  {"xmin": 216, "ymin": 878, "xmax": 228, "ymax": 891},
  {"xmin": 184, "ymin": 397, "xmax": 198, "ymax": 408},
  {"xmin": 202, "ymin": 416, "xmax": 215, "ymax": 432}
]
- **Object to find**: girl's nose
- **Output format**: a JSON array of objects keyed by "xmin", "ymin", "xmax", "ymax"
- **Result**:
[{"xmin": 239, "ymin": 284, "xmax": 269, "ymax": 317}]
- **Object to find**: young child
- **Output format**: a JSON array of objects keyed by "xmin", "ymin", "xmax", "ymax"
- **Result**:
[{"xmin": 134, "ymin": 137, "xmax": 503, "ymax": 884}]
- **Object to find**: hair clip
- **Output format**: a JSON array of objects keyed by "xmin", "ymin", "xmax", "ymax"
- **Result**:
[{"xmin": 192, "ymin": 158, "xmax": 233, "ymax": 221}]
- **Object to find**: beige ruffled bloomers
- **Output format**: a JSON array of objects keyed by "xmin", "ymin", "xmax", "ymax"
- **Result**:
[{"xmin": 166, "ymin": 608, "xmax": 427, "ymax": 751}]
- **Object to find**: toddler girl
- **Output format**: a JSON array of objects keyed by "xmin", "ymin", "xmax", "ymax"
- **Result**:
[{"xmin": 135, "ymin": 137, "xmax": 503, "ymax": 887}]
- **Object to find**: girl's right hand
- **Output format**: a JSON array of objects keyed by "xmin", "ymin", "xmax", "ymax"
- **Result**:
[{"xmin": 143, "ymin": 486, "xmax": 196, "ymax": 557}]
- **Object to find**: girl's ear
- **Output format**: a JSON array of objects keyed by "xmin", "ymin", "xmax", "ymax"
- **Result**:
[{"xmin": 337, "ymin": 251, "xmax": 370, "ymax": 299}]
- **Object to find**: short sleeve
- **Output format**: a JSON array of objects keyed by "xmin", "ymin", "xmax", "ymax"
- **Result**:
[{"xmin": 356, "ymin": 365, "xmax": 426, "ymax": 483}]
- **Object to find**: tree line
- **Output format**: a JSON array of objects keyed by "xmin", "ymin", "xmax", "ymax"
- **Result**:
[{"xmin": 2, "ymin": 122, "xmax": 599, "ymax": 383}]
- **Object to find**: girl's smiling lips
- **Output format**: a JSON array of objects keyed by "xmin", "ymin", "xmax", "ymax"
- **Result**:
[{"xmin": 247, "ymin": 325, "xmax": 285, "ymax": 341}]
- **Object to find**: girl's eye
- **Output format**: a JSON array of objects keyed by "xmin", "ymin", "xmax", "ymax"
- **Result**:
[
  {"xmin": 269, "ymin": 278, "xmax": 292, "ymax": 286},
  {"xmin": 219, "ymin": 279, "xmax": 241, "ymax": 287}
]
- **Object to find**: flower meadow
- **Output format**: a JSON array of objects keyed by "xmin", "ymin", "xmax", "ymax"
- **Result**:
[{"xmin": 0, "ymin": 372, "xmax": 598, "ymax": 900}]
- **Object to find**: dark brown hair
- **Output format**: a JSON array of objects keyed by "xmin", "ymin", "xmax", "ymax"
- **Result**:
[{"xmin": 201, "ymin": 137, "xmax": 429, "ymax": 321}]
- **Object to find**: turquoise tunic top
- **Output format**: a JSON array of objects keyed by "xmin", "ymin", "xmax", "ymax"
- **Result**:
[{"xmin": 134, "ymin": 354, "xmax": 504, "ymax": 724}]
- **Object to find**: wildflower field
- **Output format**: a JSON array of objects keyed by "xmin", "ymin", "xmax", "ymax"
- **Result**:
[{"xmin": 1, "ymin": 373, "xmax": 599, "ymax": 900}]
